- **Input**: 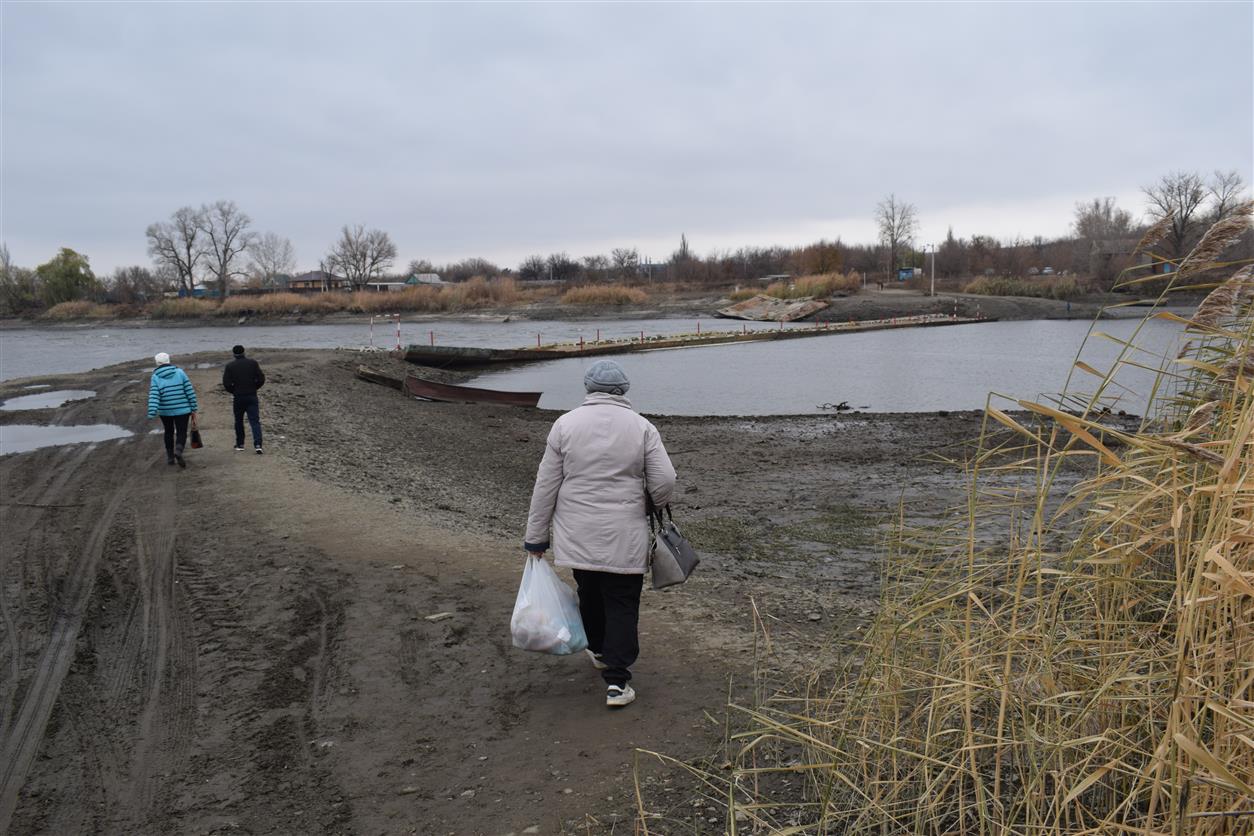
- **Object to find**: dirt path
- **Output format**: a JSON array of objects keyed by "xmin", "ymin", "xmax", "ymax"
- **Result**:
[
  {"xmin": 0, "ymin": 348, "xmax": 1112, "ymax": 834},
  {"xmin": 0, "ymin": 358, "xmax": 758, "ymax": 835}
]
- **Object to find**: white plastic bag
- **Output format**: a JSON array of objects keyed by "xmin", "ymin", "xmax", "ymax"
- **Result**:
[{"xmin": 510, "ymin": 557, "xmax": 588, "ymax": 655}]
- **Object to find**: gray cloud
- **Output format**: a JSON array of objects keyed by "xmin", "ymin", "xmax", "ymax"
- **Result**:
[{"xmin": 3, "ymin": 1, "xmax": 1250, "ymax": 273}]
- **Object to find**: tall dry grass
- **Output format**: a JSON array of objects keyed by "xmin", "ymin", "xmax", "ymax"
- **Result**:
[
  {"xmin": 41, "ymin": 300, "xmax": 115, "ymax": 319},
  {"xmin": 148, "ymin": 298, "xmax": 220, "ymax": 318},
  {"xmin": 561, "ymin": 285, "xmax": 649, "ymax": 305},
  {"xmin": 638, "ymin": 220, "xmax": 1254, "ymax": 833},
  {"xmin": 963, "ymin": 275, "xmax": 1082, "ymax": 300},
  {"xmin": 763, "ymin": 272, "xmax": 860, "ymax": 300},
  {"xmin": 143, "ymin": 277, "xmax": 535, "ymax": 318}
]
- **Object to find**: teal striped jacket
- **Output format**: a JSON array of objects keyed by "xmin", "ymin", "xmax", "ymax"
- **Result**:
[{"xmin": 147, "ymin": 365, "xmax": 198, "ymax": 417}]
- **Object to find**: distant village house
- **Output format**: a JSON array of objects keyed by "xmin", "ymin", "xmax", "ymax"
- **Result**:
[{"xmin": 288, "ymin": 270, "xmax": 351, "ymax": 293}]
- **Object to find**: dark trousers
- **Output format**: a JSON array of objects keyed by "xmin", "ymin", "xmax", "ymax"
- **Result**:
[
  {"xmin": 572, "ymin": 569, "xmax": 643, "ymax": 687},
  {"xmin": 159, "ymin": 414, "xmax": 190, "ymax": 457},
  {"xmin": 233, "ymin": 394, "xmax": 263, "ymax": 448}
]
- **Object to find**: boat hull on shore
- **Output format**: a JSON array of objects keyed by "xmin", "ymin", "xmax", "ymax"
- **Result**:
[{"xmin": 402, "ymin": 374, "xmax": 542, "ymax": 408}]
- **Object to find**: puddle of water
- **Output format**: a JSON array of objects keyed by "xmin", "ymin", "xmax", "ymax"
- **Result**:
[
  {"xmin": 0, "ymin": 424, "xmax": 134, "ymax": 455},
  {"xmin": 0, "ymin": 389, "xmax": 97, "ymax": 411}
]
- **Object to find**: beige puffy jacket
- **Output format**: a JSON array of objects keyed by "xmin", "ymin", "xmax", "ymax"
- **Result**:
[{"xmin": 524, "ymin": 393, "xmax": 677, "ymax": 574}]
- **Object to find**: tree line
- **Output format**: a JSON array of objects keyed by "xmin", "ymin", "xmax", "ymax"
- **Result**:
[{"xmin": 1, "ymin": 169, "xmax": 1248, "ymax": 315}]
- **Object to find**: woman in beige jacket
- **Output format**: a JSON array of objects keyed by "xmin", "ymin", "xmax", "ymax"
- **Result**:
[{"xmin": 524, "ymin": 360, "xmax": 677, "ymax": 708}]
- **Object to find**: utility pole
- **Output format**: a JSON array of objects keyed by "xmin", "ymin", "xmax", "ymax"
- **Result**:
[{"xmin": 930, "ymin": 243, "xmax": 936, "ymax": 297}]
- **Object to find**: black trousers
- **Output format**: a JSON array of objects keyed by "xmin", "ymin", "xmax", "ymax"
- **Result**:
[
  {"xmin": 232, "ymin": 394, "xmax": 263, "ymax": 448},
  {"xmin": 159, "ymin": 413, "xmax": 190, "ymax": 456},
  {"xmin": 572, "ymin": 569, "xmax": 643, "ymax": 687}
]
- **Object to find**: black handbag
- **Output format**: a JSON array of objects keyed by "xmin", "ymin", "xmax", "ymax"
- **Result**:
[
  {"xmin": 189, "ymin": 414, "xmax": 204, "ymax": 449},
  {"xmin": 649, "ymin": 505, "xmax": 699, "ymax": 589}
]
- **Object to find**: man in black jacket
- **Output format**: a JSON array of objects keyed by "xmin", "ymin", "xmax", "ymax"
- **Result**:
[{"xmin": 222, "ymin": 344, "xmax": 266, "ymax": 454}]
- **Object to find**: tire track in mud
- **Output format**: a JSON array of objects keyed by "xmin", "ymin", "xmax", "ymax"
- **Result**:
[
  {"xmin": 0, "ymin": 454, "xmax": 134, "ymax": 831},
  {"xmin": 0, "ymin": 444, "xmax": 97, "ymax": 731},
  {"xmin": 116, "ymin": 478, "xmax": 197, "ymax": 826}
]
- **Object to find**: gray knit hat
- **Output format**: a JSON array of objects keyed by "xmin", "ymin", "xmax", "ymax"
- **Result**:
[{"xmin": 583, "ymin": 359, "xmax": 630, "ymax": 395}]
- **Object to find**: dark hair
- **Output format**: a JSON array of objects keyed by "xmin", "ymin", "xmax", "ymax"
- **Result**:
[{"xmin": 232, "ymin": 345, "xmax": 245, "ymax": 355}]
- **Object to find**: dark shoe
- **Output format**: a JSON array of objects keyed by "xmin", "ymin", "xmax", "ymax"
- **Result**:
[
  {"xmin": 167, "ymin": 455, "xmax": 176, "ymax": 465},
  {"xmin": 254, "ymin": 447, "xmax": 263, "ymax": 455},
  {"xmin": 175, "ymin": 452, "xmax": 186, "ymax": 468},
  {"xmin": 233, "ymin": 445, "xmax": 244, "ymax": 452}
]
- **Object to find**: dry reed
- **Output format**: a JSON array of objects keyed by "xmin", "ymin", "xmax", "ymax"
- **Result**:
[
  {"xmin": 763, "ymin": 273, "xmax": 859, "ymax": 300},
  {"xmin": 963, "ymin": 275, "xmax": 1082, "ymax": 300},
  {"xmin": 644, "ymin": 224, "xmax": 1254, "ymax": 833},
  {"xmin": 41, "ymin": 300, "xmax": 115, "ymax": 319},
  {"xmin": 561, "ymin": 285, "xmax": 649, "ymax": 305}
]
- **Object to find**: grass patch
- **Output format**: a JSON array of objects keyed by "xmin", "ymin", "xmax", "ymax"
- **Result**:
[
  {"xmin": 147, "ymin": 298, "xmax": 220, "ymax": 318},
  {"xmin": 561, "ymin": 285, "xmax": 649, "ymax": 306},
  {"xmin": 962, "ymin": 275, "xmax": 1082, "ymax": 300},
  {"xmin": 764, "ymin": 272, "xmax": 861, "ymax": 299},
  {"xmin": 41, "ymin": 300, "xmax": 116, "ymax": 319}
]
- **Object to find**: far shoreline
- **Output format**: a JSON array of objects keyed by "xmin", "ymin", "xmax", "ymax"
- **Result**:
[{"xmin": 0, "ymin": 288, "xmax": 1188, "ymax": 331}]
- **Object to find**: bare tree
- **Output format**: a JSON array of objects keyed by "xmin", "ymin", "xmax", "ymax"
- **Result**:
[
  {"xmin": 107, "ymin": 265, "xmax": 164, "ymax": 305},
  {"xmin": 199, "ymin": 200, "xmax": 255, "ymax": 297},
  {"xmin": 1072, "ymin": 197, "xmax": 1134, "ymax": 241},
  {"xmin": 1142, "ymin": 171, "xmax": 1208, "ymax": 261},
  {"xmin": 442, "ymin": 257, "xmax": 501, "ymax": 282},
  {"xmin": 581, "ymin": 254, "xmax": 610, "ymax": 282},
  {"xmin": 874, "ymin": 194, "xmax": 918, "ymax": 281},
  {"xmin": 325, "ymin": 225, "xmax": 397, "ymax": 290},
  {"xmin": 610, "ymin": 247, "xmax": 639, "ymax": 279},
  {"xmin": 406, "ymin": 258, "xmax": 436, "ymax": 277},
  {"xmin": 545, "ymin": 252, "xmax": 580, "ymax": 283},
  {"xmin": 248, "ymin": 232, "xmax": 296, "ymax": 288},
  {"xmin": 518, "ymin": 255, "xmax": 547, "ymax": 281},
  {"xmin": 1207, "ymin": 169, "xmax": 1249, "ymax": 223},
  {"xmin": 146, "ymin": 205, "xmax": 206, "ymax": 295}
]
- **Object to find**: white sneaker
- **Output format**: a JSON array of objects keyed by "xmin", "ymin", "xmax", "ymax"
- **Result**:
[
  {"xmin": 606, "ymin": 684, "xmax": 635, "ymax": 708},
  {"xmin": 585, "ymin": 649, "xmax": 608, "ymax": 670}
]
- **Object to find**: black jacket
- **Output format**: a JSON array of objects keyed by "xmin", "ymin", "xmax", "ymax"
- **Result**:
[{"xmin": 223, "ymin": 356, "xmax": 266, "ymax": 397}]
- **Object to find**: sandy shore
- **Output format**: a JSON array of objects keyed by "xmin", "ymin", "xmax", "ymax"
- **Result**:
[{"xmin": 0, "ymin": 348, "xmax": 1108, "ymax": 833}]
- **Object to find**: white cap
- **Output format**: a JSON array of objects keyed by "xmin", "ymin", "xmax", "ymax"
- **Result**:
[{"xmin": 154, "ymin": 352, "xmax": 170, "ymax": 365}]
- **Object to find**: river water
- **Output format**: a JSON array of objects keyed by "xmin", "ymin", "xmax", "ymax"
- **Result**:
[{"xmin": 0, "ymin": 314, "xmax": 1186, "ymax": 415}]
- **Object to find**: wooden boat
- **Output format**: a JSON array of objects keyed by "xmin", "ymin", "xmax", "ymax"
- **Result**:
[
  {"xmin": 356, "ymin": 365, "xmax": 404, "ymax": 389},
  {"xmin": 402, "ymin": 374, "xmax": 542, "ymax": 408}
]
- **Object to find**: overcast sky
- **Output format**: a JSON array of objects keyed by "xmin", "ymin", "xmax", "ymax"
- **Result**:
[{"xmin": 3, "ymin": 1, "xmax": 1251, "ymax": 275}]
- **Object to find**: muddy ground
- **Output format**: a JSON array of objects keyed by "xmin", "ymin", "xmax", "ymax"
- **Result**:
[{"xmin": 1, "ymin": 348, "xmax": 1067, "ymax": 835}]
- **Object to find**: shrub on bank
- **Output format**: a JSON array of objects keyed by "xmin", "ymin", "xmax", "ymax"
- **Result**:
[
  {"xmin": 148, "ymin": 298, "xmax": 219, "ymax": 318},
  {"xmin": 220, "ymin": 293, "xmax": 341, "ymax": 316},
  {"xmin": 42, "ymin": 300, "xmax": 115, "ymax": 319},
  {"xmin": 764, "ymin": 272, "xmax": 860, "ymax": 300},
  {"xmin": 561, "ymin": 285, "xmax": 649, "ymax": 305},
  {"xmin": 962, "ymin": 276, "xmax": 1081, "ymax": 300}
]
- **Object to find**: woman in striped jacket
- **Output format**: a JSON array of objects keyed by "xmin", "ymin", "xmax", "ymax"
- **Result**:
[{"xmin": 147, "ymin": 352, "xmax": 199, "ymax": 467}]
